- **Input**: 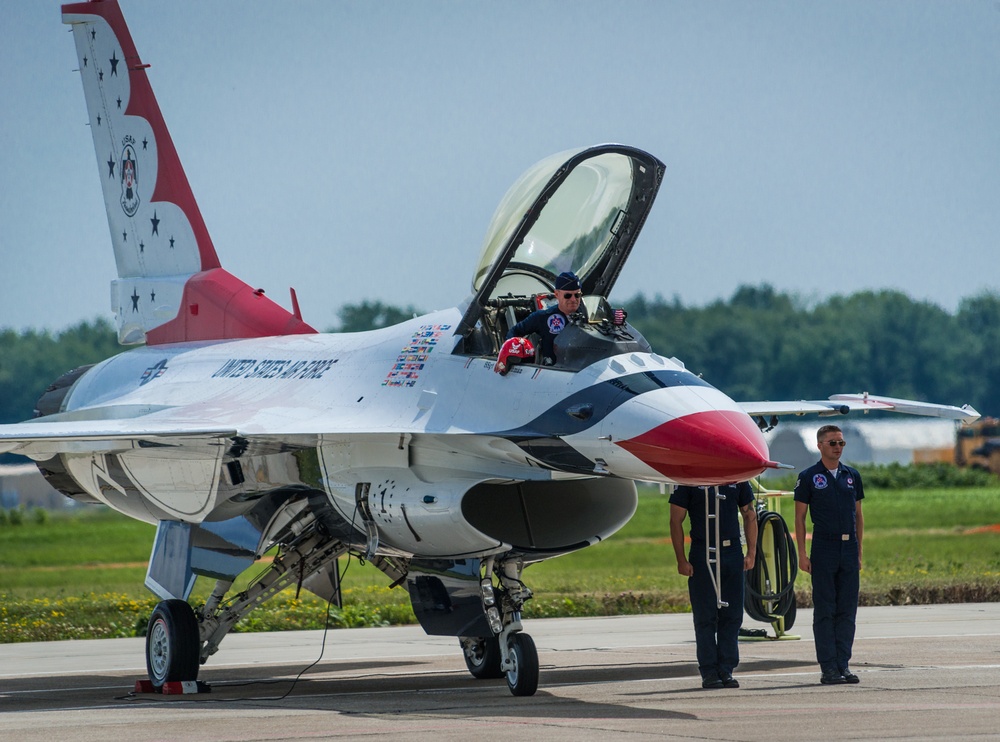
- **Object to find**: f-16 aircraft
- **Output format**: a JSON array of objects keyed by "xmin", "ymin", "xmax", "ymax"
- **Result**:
[{"xmin": 0, "ymin": 0, "xmax": 978, "ymax": 697}]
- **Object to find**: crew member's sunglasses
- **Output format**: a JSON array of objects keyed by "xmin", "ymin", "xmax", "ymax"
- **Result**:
[
  {"xmin": 561, "ymin": 292, "xmax": 582, "ymax": 299},
  {"xmin": 825, "ymin": 440, "xmax": 846, "ymax": 447}
]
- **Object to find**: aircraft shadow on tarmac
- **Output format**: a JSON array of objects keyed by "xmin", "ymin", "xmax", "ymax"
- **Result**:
[
  {"xmin": 192, "ymin": 656, "xmax": 810, "ymax": 695},
  {"xmin": 179, "ymin": 670, "xmax": 703, "ymax": 723},
  {"xmin": 6, "ymin": 656, "xmax": 813, "ymax": 721},
  {"xmin": 138, "ymin": 656, "xmax": 810, "ymax": 719},
  {"xmin": 2, "ymin": 665, "xmax": 695, "ymax": 722}
]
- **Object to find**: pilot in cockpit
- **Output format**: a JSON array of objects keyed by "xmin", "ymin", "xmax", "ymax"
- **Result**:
[{"xmin": 505, "ymin": 271, "xmax": 584, "ymax": 366}]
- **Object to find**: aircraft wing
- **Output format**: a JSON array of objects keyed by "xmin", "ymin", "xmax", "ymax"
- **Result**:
[
  {"xmin": 0, "ymin": 419, "xmax": 238, "ymax": 458},
  {"xmin": 739, "ymin": 393, "xmax": 980, "ymax": 422}
]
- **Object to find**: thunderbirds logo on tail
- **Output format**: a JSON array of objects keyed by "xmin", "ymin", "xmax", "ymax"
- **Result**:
[{"xmin": 120, "ymin": 137, "xmax": 139, "ymax": 217}]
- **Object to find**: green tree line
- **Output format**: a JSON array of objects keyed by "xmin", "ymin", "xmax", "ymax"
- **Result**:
[
  {"xmin": 0, "ymin": 320, "xmax": 124, "ymax": 427},
  {"xmin": 624, "ymin": 285, "xmax": 999, "ymax": 416},
  {"xmin": 1, "ymin": 286, "xmax": 997, "ymax": 426}
]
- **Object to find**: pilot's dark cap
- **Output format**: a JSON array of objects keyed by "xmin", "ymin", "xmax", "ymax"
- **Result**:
[{"xmin": 555, "ymin": 271, "xmax": 581, "ymax": 291}]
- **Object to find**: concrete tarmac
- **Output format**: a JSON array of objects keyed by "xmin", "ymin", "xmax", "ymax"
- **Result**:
[{"xmin": 1, "ymin": 603, "xmax": 998, "ymax": 741}]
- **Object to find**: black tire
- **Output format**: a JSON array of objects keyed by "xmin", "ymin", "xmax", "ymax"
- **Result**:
[
  {"xmin": 145, "ymin": 599, "xmax": 200, "ymax": 688},
  {"xmin": 505, "ymin": 633, "xmax": 539, "ymax": 697},
  {"xmin": 460, "ymin": 636, "xmax": 504, "ymax": 679}
]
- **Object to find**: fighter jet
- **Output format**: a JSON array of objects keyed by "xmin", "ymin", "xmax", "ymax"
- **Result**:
[{"xmin": 0, "ymin": 0, "xmax": 978, "ymax": 696}]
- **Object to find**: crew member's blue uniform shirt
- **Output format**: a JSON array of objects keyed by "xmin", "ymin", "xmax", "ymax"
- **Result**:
[
  {"xmin": 507, "ymin": 306, "xmax": 569, "ymax": 364},
  {"xmin": 793, "ymin": 461, "xmax": 865, "ymax": 539},
  {"xmin": 669, "ymin": 482, "xmax": 754, "ymax": 546}
]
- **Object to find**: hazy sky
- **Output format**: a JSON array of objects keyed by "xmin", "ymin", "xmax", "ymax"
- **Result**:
[{"xmin": 2, "ymin": 1, "xmax": 998, "ymax": 333}]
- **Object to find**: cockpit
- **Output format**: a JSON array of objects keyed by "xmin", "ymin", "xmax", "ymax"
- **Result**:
[{"xmin": 454, "ymin": 144, "xmax": 665, "ymax": 372}]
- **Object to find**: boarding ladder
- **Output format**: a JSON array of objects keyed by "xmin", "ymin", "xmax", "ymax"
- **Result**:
[{"xmin": 704, "ymin": 486, "xmax": 727, "ymax": 609}]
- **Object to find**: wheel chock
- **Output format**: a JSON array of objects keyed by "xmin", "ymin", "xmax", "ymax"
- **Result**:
[
  {"xmin": 133, "ymin": 679, "xmax": 211, "ymax": 694},
  {"xmin": 162, "ymin": 680, "xmax": 211, "ymax": 694}
]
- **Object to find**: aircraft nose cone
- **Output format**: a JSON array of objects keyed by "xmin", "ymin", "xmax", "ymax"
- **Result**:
[{"xmin": 614, "ymin": 409, "xmax": 774, "ymax": 485}]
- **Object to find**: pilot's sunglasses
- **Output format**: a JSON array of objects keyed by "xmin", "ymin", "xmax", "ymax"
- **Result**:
[
  {"xmin": 826, "ymin": 440, "xmax": 847, "ymax": 447},
  {"xmin": 561, "ymin": 292, "xmax": 582, "ymax": 299}
]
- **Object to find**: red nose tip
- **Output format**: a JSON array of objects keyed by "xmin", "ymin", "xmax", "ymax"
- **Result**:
[{"xmin": 615, "ymin": 409, "xmax": 774, "ymax": 485}]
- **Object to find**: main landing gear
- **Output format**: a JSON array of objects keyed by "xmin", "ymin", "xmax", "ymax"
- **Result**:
[
  {"xmin": 459, "ymin": 557, "xmax": 539, "ymax": 696},
  {"xmin": 145, "ymin": 599, "xmax": 200, "ymax": 689},
  {"xmin": 140, "ymin": 524, "xmax": 542, "ymax": 697},
  {"xmin": 143, "ymin": 525, "xmax": 361, "ymax": 691}
]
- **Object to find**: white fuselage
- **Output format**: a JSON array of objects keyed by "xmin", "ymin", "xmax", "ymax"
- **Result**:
[{"xmin": 42, "ymin": 306, "xmax": 770, "ymax": 559}]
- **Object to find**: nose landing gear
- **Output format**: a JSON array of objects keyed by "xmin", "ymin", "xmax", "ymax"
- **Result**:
[{"xmin": 459, "ymin": 556, "xmax": 539, "ymax": 696}]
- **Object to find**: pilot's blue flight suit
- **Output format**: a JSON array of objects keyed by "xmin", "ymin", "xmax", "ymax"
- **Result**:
[
  {"xmin": 794, "ymin": 461, "xmax": 865, "ymax": 676},
  {"xmin": 670, "ymin": 483, "xmax": 753, "ymax": 684},
  {"xmin": 507, "ymin": 305, "xmax": 569, "ymax": 365},
  {"xmin": 507, "ymin": 270, "xmax": 582, "ymax": 366}
]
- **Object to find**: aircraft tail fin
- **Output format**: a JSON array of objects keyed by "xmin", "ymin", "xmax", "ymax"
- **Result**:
[{"xmin": 62, "ymin": 0, "xmax": 316, "ymax": 345}]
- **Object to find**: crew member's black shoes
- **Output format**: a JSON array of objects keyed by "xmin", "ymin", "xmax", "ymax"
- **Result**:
[
  {"xmin": 720, "ymin": 672, "xmax": 740, "ymax": 688},
  {"xmin": 820, "ymin": 669, "xmax": 848, "ymax": 685},
  {"xmin": 840, "ymin": 668, "xmax": 860, "ymax": 684},
  {"xmin": 701, "ymin": 675, "xmax": 724, "ymax": 689}
]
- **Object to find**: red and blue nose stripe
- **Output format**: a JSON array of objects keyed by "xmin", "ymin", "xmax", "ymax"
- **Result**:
[{"xmin": 491, "ymin": 369, "xmax": 778, "ymax": 483}]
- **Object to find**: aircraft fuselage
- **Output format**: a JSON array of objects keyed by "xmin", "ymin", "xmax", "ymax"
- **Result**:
[{"xmin": 37, "ymin": 305, "xmax": 770, "ymax": 562}]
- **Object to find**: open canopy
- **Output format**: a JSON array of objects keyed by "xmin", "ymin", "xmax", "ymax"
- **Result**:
[{"xmin": 457, "ymin": 145, "xmax": 665, "ymax": 338}]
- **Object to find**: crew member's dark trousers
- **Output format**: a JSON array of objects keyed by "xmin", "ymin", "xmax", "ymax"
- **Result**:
[
  {"xmin": 688, "ymin": 545, "xmax": 745, "ymax": 679},
  {"xmin": 810, "ymin": 538, "xmax": 860, "ymax": 673}
]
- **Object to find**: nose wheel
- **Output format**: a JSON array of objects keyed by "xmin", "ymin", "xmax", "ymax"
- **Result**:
[
  {"xmin": 145, "ymin": 599, "xmax": 200, "ymax": 689},
  {"xmin": 505, "ymin": 633, "xmax": 539, "ymax": 696},
  {"xmin": 459, "ymin": 632, "xmax": 539, "ymax": 696}
]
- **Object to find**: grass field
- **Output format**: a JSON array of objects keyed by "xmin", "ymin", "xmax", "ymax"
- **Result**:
[{"xmin": 2, "ymin": 484, "xmax": 999, "ymax": 642}]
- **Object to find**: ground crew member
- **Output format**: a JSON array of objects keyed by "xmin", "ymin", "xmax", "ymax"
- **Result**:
[
  {"xmin": 670, "ymin": 482, "xmax": 757, "ymax": 688},
  {"xmin": 794, "ymin": 424, "xmax": 865, "ymax": 685}
]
